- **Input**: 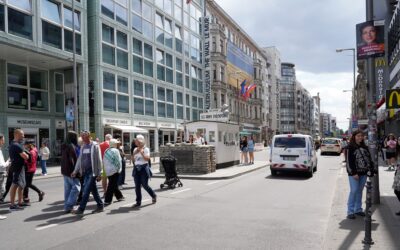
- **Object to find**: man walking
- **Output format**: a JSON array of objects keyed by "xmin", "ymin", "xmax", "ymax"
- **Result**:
[
  {"xmin": 0, "ymin": 134, "xmax": 10, "ymax": 203},
  {"xmin": 8, "ymin": 129, "xmax": 29, "ymax": 211},
  {"xmin": 71, "ymin": 130, "xmax": 104, "ymax": 215}
]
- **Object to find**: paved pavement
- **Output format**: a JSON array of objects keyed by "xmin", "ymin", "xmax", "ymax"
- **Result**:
[{"xmin": 324, "ymin": 158, "xmax": 400, "ymax": 249}]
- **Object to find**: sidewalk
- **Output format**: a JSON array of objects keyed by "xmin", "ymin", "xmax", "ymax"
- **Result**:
[
  {"xmin": 35, "ymin": 157, "xmax": 269, "ymax": 181},
  {"xmin": 324, "ymin": 160, "xmax": 400, "ymax": 249}
]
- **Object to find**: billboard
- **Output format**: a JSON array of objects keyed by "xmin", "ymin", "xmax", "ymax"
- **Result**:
[
  {"xmin": 226, "ymin": 41, "xmax": 254, "ymax": 87},
  {"xmin": 356, "ymin": 20, "xmax": 385, "ymax": 60},
  {"xmin": 203, "ymin": 16, "xmax": 211, "ymax": 110}
]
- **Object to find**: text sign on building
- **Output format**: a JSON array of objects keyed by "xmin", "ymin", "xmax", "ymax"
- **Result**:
[
  {"xmin": 200, "ymin": 111, "xmax": 229, "ymax": 122},
  {"xmin": 102, "ymin": 118, "xmax": 131, "ymax": 126},
  {"xmin": 7, "ymin": 117, "xmax": 50, "ymax": 128},
  {"xmin": 134, "ymin": 121, "xmax": 156, "ymax": 127},
  {"xmin": 375, "ymin": 58, "xmax": 387, "ymax": 102},
  {"xmin": 203, "ymin": 16, "xmax": 211, "ymax": 110},
  {"xmin": 386, "ymin": 89, "xmax": 400, "ymax": 109}
]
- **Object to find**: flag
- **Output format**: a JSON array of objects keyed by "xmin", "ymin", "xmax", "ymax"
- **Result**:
[
  {"xmin": 244, "ymin": 84, "xmax": 256, "ymax": 100},
  {"xmin": 240, "ymin": 79, "xmax": 247, "ymax": 96}
]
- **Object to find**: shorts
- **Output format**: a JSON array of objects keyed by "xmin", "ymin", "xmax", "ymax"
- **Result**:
[
  {"xmin": 241, "ymin": 147, "xmax": 248, "ymax": 153},
  {"xmin": 11, "ymin": 166, "xmax": 25, "ymax": 188},
  {"xmin": 386, "ymin": 151, "xmax": 396, "ymax": 159},
  {"xmin": 248, "ymin": 148, "xmax": 254, "ymax": 153}
]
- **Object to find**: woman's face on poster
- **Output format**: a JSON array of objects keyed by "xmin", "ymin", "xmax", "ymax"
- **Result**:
[{"xmin": 362, "ymin": 25, "xmax": 376, "ymax": 44}]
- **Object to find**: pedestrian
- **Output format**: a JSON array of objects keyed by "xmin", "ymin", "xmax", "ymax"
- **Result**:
[
  {"xmin": 103, "ymin": 139, "xmax": 124, "ymax": 206},
  {"xmin": 71, "ymin": 130, "xmax": 104, "ymax": 215},
  {"xmin": 0, "ymin": 134, "xmax": 11, "ymax": 203},
  {"xmin": 131, "ymin": 134, "xmax": 156, "ymax": 208},
  {"xmin": 378, "ymin": 135, "xmax": 386, "ymax": 162},
  {"xmin": 61, "ymin": 131, "xmax": 80, "ymax": 213},
  {"xmin": 341, "ymin": 138, "xmax": 349, "ymax": 163},
  {"xmin": 8, "ymin": 129, "xmax": 29, "ymax": 211},
  {"xmin": 193, "ymin": 132, "xmax": 205, "ymax": 145},
  {"xmin": 39, "ymin": 142, "xmax": 50, "ymax": 176},
  {"xmin": 384, "ymin": 134, "xmax": 398, "ymax": 171},
  {"xmin": 247, "ymin": 135, "xmax": 255, "ymax": 164},
  {"xmin": 100, "ymin": 134, "xmax": 113, "ymax": 195},
  {"xmin": 188, "ymin": 134, "xmax": 194, "ymax": 144},
  {"xmin": 117, "ymin": 140, "xmax": 127, "ymax": 189},
  {"xmin": 392, "ymin": 164, "xmax": 400, "ymax": 216},
  {"xmin": 240, "ymin": 136, "xmax": 248, "ymax": 165},
  {"xmin": 346, "ymin": 130, "xmax": 374, "ymax": 219},
  {"xmin": 76, "ymin": 136, "xmax": 84, "ymax": 204},
  {"xmin": 23, "ymin": 140, "xmax": 45, "ymax": 205}
]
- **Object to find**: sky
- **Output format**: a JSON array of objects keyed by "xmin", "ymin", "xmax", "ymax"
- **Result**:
[{"xmin": 217, "ymin": 0, "xmax": 366, "ymax": 131}]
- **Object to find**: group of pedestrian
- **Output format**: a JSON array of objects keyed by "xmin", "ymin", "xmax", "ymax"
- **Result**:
[
  {"xmin": 0, "ymin": 129, "xmax": 46, "ymax": 220},
  {"xmin": 239, "ymin": 135, "xmax": 255, "ymax": 165}
]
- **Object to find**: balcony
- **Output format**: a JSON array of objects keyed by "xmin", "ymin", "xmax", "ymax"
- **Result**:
[
  {"xmin": 210, "ymin": 51, "xmax": 227, "ymax": 63},
  {"xmin": 211, "ymin": 80, "xmax": 228, "ymax": 91},
  {"xmin": 210, "ymin": 23, "xmax": 226, "ymax": 37}
]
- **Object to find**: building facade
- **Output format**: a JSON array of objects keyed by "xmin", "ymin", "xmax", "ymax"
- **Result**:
[
  {"xmin": 279, "ymin": 62, "xmax": 296, "ymax": 134},
  {"xmin": 206, "ymin": 0, "xmax": 269, "ymax": 142},
  {"xmin": 0, "ymin": 0, "xmax": 88, "ymax": 158},
  {"xmin": 87, "ymin": 0, "xmax": 206, "ymax": 153},
  {"xmin": 295, "ymin": 81, "xmax": 312, "ymax": 135},
  {"xmin": 312, "ymin": 93, "xmax": 321, "ymax": 138}
]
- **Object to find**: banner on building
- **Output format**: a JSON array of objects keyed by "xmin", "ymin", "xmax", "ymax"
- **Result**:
[
  {"xmin": 227, "ymin": 41, "xmax": 254, "ymax": 88},
  {"xmin": 375, "ymin": 58, "xmax": 388, "ymax": 103},
  {"xmin": 386, "ymin": 89, "xmax": 400, "ymax": 118},
  {"xmin": 203, "ymin": 16, "xmax": 211, "ymax": 110},
  {"xmin": 356, "ymin": 20, "xmax": 385, "ymax": 60}
]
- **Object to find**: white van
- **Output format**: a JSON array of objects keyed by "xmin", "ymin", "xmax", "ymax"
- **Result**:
[{"xmin": 269, "ymin": 134, "xmax": 317, "ymax": 177}]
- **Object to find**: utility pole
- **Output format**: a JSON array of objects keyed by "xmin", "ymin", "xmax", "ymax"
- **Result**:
[{"xmin": 72, "ymin": 0, "xmax": 78, "ymax": 131}]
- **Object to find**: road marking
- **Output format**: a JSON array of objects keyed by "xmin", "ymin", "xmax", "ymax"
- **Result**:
[
  {"xmin": 170, "ymin": 188, "xmax": 191, "ymax": 195},
  {"xmin": 205, "ymin": 181, "xmax": 220, "ymax": 186},
  {"xmin": 122, "ymin": 199, "xmax": 151, "ymax": 207},
  {"xmin": 36, "ymin": 224, "xmax": 58, "ymax": 231}
]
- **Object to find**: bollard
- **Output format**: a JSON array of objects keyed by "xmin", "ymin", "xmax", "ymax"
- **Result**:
[{"xmin": 362, "ymin": 176, "xmax": 374, "ymax": 245}]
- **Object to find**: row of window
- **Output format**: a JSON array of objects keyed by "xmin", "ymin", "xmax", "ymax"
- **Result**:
[{"xmin": 102, "ymin": 70, "xmax": 203, "ymax": 120}]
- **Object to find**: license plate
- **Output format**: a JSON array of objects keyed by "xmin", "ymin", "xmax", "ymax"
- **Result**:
[
  {"xmin": 282, "ymin": 156, "xmax": 296, "ymax": 161},
  {"xmin": 327, "ymin": 146, "xmax": 334, "ymax": 149}
]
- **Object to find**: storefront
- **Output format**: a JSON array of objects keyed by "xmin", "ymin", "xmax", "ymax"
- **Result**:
[
  {"xmin": 133, "ymin": 120, "xmax": 157, "ymax": 153},
  {"xmin": 240, "ymin": 123, "xmax": 262, "ymax": 142},
  {"xmin": 158, "ymin": 122, "xmax": 177, "ymax": 146}
]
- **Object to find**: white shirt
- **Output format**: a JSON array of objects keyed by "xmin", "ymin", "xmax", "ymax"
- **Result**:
[
  {"xmin": 133, "ymin": 147, "xmax": 150, "ymax": 165},
  {"xmin": 0, "ymin": 148, "xmax": 10, "ymax": 173},
  {"xmin": 193, "ymin": 136, "xmax": 204, "ymax": 145}
]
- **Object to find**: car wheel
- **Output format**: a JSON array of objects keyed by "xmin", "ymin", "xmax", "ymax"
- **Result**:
[{"xmin": 307, "ymin": 168, "xmax": 313, "ymax": 178}]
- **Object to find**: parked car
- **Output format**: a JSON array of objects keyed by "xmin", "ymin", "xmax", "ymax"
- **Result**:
[
  {"xmin": 320, "ymin": 138, "xmax": 342, "ymax": 155},
  {"xmin": 269, "ymin": 134, "xmax": 317, "ymax": 178}
]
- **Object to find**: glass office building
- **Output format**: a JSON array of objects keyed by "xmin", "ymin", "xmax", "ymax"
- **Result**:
[
  {"xmin": 0, "ymin": 0, "xmax": 87, "ymax": 159},
  {"xmin": 88, "ymin": 0, "xmax": 205, "ymax": 153}
]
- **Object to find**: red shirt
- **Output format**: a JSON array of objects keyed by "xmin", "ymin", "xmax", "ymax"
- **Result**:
[
  {"xmin": 99, "ymin": 141, "xmax": 110, "ymax": 159},
  {"xmin": 25, "ymin": 148, "xmax": 38, "ymax": 173}
]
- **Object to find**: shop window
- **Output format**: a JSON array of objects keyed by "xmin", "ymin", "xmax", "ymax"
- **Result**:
[
  {"xmin": 8, "ymin": 7, "xmax": 32, "ymax": 40},
  {"xmin": 0, "ymin": 4, "xmax": 4, "ymax": 31}
]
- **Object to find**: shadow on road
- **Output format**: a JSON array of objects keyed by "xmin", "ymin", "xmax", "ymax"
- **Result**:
[
  {"xmin": 265, "ymin": 173, "xmax": 311, "ymax": 181},
  {"xmin": 107, "ymin": 203, "xmax": 154, "ymax": 215}
]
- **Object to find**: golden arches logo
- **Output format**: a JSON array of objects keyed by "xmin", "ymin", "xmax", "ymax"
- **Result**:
[
  {"xmin": 375, "ymin": 58, "xmax": 386, "ymax": 67},
  {"xmin": 387, "ymin": 90, "xmax": 400, "ymax": 118}
]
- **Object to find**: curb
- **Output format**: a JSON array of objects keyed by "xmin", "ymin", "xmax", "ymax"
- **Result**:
[{"xmin": 152, "ymin": 164, "xmax": 269, "ymax": 180}]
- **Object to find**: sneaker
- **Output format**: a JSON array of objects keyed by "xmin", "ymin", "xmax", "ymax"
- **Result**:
[
  {"xmin": 103, "ymin": 202, "xmax": 111, "ymax": 207},
  {"xmin": 91, "ymin": 207, "xmax": 104, "ymax": 214},
  {"xmin": 152, "ymin": 195, "xmax": 157, "ymax": 204},
  {"xmin": 64, "ymin": 210, "xmax": 72, "ymax": 214},
  {"xmin": 9, "ymin": 204, "xmax": 24, "ymax": 211},
  {"xmin": 117, "ymin": 197, "xmax": 125, "ymax": 202},
  {"xmin": 346, "ymin": 214, "xmax": 356, "ymax": 219},
  {"xmin": 355, "ymin": 211, "xmax": 366, "ymax": 217},
  {"xmin": 19, "ymin": 202, "xmax": 31, "ymax": 207},
  {"xmin": 39, "ymin": 192, "xmax": 45, "ymax": 202},
  {"xmin": 131, "ymin": 203, "xmax": 141, "ymax": 208},
  {"xmin": 71, "ymin": 209, "xmax": 84, "ymax": 215}
]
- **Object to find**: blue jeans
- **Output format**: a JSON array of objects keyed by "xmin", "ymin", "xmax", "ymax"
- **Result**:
[
  {"xmin": 133, "ymin": 167, "xmax": 156, "ymax": 205},
  {"xmin": 40, "ymin": 160, "xmax": 47, "ymax": 174},
  {"xmin": 78, "ymin": 172, "xmax": 103, "ymax": 211},
  {"xmin": 63, "ymin": 176, "xmax": 81, "ymax": 211},
  {"xmin": 347, "ymin": 175, "xmax": 367, "ymax": 215}
]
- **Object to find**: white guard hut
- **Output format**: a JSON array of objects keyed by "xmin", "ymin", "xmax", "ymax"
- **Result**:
[{"xmin": 186, "ymin": 121, "xmax": 240, "ymax": 168}]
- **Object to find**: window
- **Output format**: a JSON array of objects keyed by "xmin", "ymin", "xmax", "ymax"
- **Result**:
[
  {"xmin": 101, "ymin": 0, "xmax": 128, "ymax": 26},
  {"xmin": 174, "ymin": 0, "xmax": 182, "ymax": 23},
  {"xmin": 0, "ymin": 4, "xmax": 4, "ymax": 31},
  {"xmin": 156, "ymin": 13, "xmax": 173, "ymax": 49},
  {"xmin": 102, "ymin": 71, "xmax": 130, "ymax": 113},
  {"xmin": 102, "ymin": 24, "xmax": 128, "ymax": 69},
  {"xmin": 132, "ymin": 0, "xmax": 153, "ymax": 40},
  {"xmin": 156, "ymin": 49, "xmax": 173, "ymax": 83},
  {"xmin": 8, "ymin": 3, "xmax": 32, "ymax": 40},
  {"xmin": 7, "ymin": 63, "xmax": 49, "ymax": 111},
  {"xmin": 190, "ymin": 65, "xmax": 202, "ymax": 93},
  {"xmin": 133, "ymin": 80, "xmax": 154, "ymax": 116},
  {"xmin": 176, "ymin": 91, "xmax": 183, "ymax": 119},
  {"xmin": 176, "ymin": 57, "xmax": 183, "ymax": 86},
  {"xmin": 55, "ymin": 73, "xmax": 64, "ymax": 113},
  {"xmin": 133, "ymin": 38, "xmax": 153, "ymax": 76},
  {"xmin": 157, "ymin": 87, "xmax": 174, "ymax": 118}
]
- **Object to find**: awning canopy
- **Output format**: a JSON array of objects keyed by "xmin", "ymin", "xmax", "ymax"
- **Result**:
[{"xmin": 106, "ymin": 124, "xmax": 148, "ymax": 133}]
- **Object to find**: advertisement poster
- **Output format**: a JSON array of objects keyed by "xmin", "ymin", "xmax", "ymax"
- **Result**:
[{"xmin": 356, "ymin": 20, "xmax": 385, "ymax": 60}]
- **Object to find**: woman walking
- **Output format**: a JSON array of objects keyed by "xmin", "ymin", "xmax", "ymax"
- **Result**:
[
  {"xmin": 240, "ymin": 136, "xmax": 248, "ymax": 165},
  {"xmin": 39, "ymin": 143, "xmax": 50, "ymax": 176},
  {"xmin": 384, "ymin": 134, "xmax": 398, "ymax": 171},
  {"xmin": 61, "ymin": 131, "xmax": 80, "ymax": 213},
  {"xmin": 103, "ymin": 139, "xmax": 124, "ymax": 206},
  {"xmin": 392, "ymin": 164, "xmax": 400, "ymax": 216},
  {"xmin": 247, "ymin": 135, "xmax": 255, "ymax": 164},
  {"xmin": 132, "ymin": 135, "xmax": 156, "ymax": 208},
  {"xmin": 23, "ymin": 140, "xmax": 44, "ymax": 205},
  {"xmin": 346, "ymin": 130, "xmax": 374, "ymax": 219}
]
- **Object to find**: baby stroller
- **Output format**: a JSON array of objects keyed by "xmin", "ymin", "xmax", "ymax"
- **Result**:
[{"xmin": 160, "ymin": 156, "xmax": 183, "ymax": 189}]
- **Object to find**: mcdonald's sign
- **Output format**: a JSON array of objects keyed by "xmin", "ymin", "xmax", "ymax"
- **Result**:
[
  {"xmin": 375, "ymin": 58, "xmax": 386, "ymax": 67},
  {"xmin": 375, "ymin": 57, "xmax": 387, "ymax": 102},
  {"xmin": 386, "ymin": 89, "xmax": 400, "ymax": 118}
]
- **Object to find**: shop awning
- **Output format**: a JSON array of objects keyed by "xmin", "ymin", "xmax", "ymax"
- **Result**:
[{"xmin": 106, "ymin": 124, "xmax": 148, "ymax": 133}]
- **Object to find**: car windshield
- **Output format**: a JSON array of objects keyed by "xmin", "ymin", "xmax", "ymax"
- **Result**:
[
  {"xmin": 322, "ymin": 139, "xmax": 339, "ymax": 145},
  {"xmin": 274, "ymin": 137, "xmax": 306, "ymax": 148}
]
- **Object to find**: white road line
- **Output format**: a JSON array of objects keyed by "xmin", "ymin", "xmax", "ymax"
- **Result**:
[
  {"xmin": 205, "ymin": 181, "xmax": 221, "ymax": 186},
  {"xmin": 122, "ymin": 199, "xmax": 151, "ymax": 207},
  {"xmin": 170, "ymin": 188, "xmax": 191, "ymax": 195},
  {"xmin": 36, "ymin": 224, "xmax": 58, "ymax": 231}
]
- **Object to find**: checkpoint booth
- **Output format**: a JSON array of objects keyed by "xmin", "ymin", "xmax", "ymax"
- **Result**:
[{"xmin": 186, "ymin": 121, "xmax": 240, "ymax": 168}]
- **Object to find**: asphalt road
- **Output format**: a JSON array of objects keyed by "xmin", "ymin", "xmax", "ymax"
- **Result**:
[{"xmin": 0, "ymin": 150, "xmax": 344, "ymax": 250}]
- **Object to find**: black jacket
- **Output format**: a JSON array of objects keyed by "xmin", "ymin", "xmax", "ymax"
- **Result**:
[
  {"xmin": 346, "ymin": 144, "xmax": 373, "ymax": 176},
  {"xmin": 61, "ymin": 143, "xmax": 77, "ymax": 177}
]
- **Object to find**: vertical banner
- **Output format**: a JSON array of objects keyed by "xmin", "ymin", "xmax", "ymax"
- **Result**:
[
  {"xmin": 374, "ymin": 57, "xmax": 387, "ymax": 103},
  {"xmin": 356, "ymin": 20, "xmax": 385, "ymax": 60},
  {"xmin": 203, "ymin": 16, "xmax": 211, "ymax": 110}
]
